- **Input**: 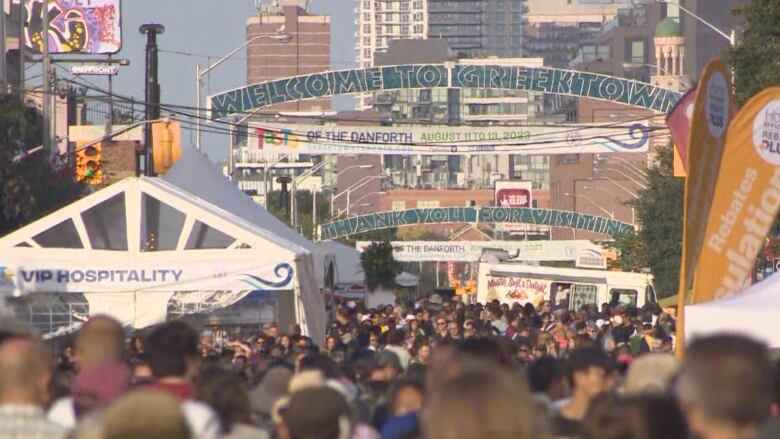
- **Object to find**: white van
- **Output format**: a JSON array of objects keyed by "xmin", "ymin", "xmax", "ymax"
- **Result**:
[{"xmin": 476, "ymin": 263, "xmax": 657, "ymax": 310}]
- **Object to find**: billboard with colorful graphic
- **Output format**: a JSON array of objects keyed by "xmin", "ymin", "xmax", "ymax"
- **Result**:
[{"xmin": 14, "ymin": 0, "xmax": 122, "ymax": 54}]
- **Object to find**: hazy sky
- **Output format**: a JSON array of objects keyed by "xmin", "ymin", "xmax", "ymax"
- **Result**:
[{"xmin": 107, "ymin": 0, "xmax": 355, "ymax": 160}]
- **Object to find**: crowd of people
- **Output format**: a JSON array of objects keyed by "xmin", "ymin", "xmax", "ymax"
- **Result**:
[{"xmin": 0, "ymin": 294, "xmax": 778, "ymax": 439}]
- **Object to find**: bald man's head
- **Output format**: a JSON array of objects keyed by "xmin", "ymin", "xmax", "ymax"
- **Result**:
[
  {"xmin": 0, "ymin": 338, "xmax": 52, "ymax": 406},
  {"xmin": 75, "ymin": 315, "xmax": 125, "ymax": 370}
]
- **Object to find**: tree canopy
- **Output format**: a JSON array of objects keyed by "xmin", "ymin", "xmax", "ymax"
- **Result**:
[
  {"xmin": 612, "ymin": 144, "xmax": 683, "ymax": 298},
  {"xmin": 0, "ymin": 96, "xmax": 85, "ymax": 236}
]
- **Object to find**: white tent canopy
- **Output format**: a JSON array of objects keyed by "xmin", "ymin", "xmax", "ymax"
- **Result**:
[
  {"xmin": 0, "ymin": 156, "xmax": 326, "ymax": 344},
  {"xmin": 685, "ymin": 274, "xmax": 780, "ymax": 348},
  {"xmin": 316, "ymin": 240, "xmax": 364, "ymax": 286},
  {"xmin": 164, "ymin": 151, "xmax": 335, "ymax": 290}
]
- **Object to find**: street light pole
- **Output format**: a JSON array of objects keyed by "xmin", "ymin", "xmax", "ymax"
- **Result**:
[
  {"xmin": 264, "ymin": 153, "xmax": 291, "ymax": 207},
  {"xmin": 595, "ymin": 154, "xmax": 648, "ymax": 177},
  {"xmin": 589, "ymin": 177, "xmax": 640, "ymax": 199},
  {"xmin": 565, "ymin": 193, "xmax": 614, "ymax": 219},
  {"xmin": 595, "ymin": 159, "xmax": 648, "ymax": 182},
  {"xmin": 657, "ymin": 0, "xmax": 735, "ymax": 46},
  {"xmin": 41, "ymin": 0, "xmax": 51, "ymax": 158},
  {"xmin": 195, "ymin": 33, "xmax": 291, "ymax": 151},
  {"xmin": 622, "ymin": 62, "xmax": 693, "ymax": 88},
  {"xmin": 140, "ymin": 24, "xmax": 165, "ymax": 177},
  {"xmin": 583, "ymin": 185, "xmax": 635, "ymax": 225},
  {"xmin": 594, "ymin": 165, "xmax": 648, "ymax": 190},
  {"xmin": 328, "ymin": 165, "xmax": 375, "ymax": 216}
]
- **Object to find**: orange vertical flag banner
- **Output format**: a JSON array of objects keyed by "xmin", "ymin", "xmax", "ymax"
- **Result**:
[
  {"xmin": 675, "ymin": 59, "xmax": 737, "ymax": 353},
  {"xmin": 692, "ymin": 86, "xmax": 780, "ymax": 301}
]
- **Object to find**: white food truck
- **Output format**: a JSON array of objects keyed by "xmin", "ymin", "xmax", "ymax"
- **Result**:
[{"xmin": 476, "ymin": 263, "xmax": 657, "ymax": 310}]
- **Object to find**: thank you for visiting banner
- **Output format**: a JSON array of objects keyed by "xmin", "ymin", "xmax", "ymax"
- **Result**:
[{"xmin": 693, "ymin": 86, "xmax": 780, "ymax": 301}]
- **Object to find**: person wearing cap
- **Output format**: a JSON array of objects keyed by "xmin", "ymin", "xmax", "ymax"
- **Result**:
[
  {"xmin": 277, "ymin": 386, "xmax": 352, "ymax": 439},
  {"xmin": 103, "ymin": 389, "xmax": 191, "ymax": 439},
  {"xmin": 250, "ymin": 366, "xmax": 294, "ymax": 431},
  {"xmin": 405, "ymin": 315, "xmax": 425, "ymax": 337},
  {"xmin": 551, "ymin": 347, "xmax": 614, "ymax": 439}
]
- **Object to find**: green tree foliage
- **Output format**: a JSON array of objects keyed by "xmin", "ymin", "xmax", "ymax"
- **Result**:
[
  {"xmin": 265, "ymin": 190, "xmax": 330, "ymax": 241},
  {"xmin": 0, "ymin": 96, "xmax": 85, "ymax": 236},
  {"xmin": 726, "ymin": 0, "xmax": 780, "ymax": 268},
  {"xmin": 360, "ymin": 241, "xmax": 401, "ymax": 292},
  {"xmin": 726, "ymin": 0, "xmax": 780, "ymax": 104},
  {"xmin": 612, "ymin": 144, "xmax": 683, "ymax": 298}
]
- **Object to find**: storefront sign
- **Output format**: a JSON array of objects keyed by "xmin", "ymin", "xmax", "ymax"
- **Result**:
[{"xmin": 71, "ymin": 64, "xmax": 120, "ymax": 75}]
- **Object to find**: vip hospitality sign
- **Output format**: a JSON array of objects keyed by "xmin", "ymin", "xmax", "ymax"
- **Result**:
[
  {"xmin": 0, "ymin": 258, "xmax": 295, "ymax": 295},
  {"xmin": 320, "ymin": 207, "xmax": 634, "ymax": 240},
  {"xmin": 210, "ymin": 64, "xmax": 683, "ymax": 119},
  {"xmin": 247, "ymin": 122, "xmax": 650, "ymax": 155},
  {"xmin": 355, "ymin": 240, "xmax": 605, "ymax": 263}
]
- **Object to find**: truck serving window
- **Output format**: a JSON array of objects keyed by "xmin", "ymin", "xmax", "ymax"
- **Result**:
[
  {"xmin": 609, "ymin": 289, "xmax": 638, "ymax": 307},
  {"xmin": 570, "ymin": 284, "xmax": 598, "ymax": 310}
]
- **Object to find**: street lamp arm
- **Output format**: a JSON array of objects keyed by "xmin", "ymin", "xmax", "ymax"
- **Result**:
[
  {"xmin": 566, "ymin": 193, "xmax": 614, "ymax": 219},
  {"xmin": 591, "ymin": 177, "xmax": 640, "ymax": 199},
  {"xmin": 660, "ymin": 0, "xmax": 733, "ymax": 44},
  {"xmin": 200, "ymin": 35, "xmax": 282, "ymax": 78},
  {"xmin": 596, "ymin": 165, "xmax": 648, "ymax": 190}
]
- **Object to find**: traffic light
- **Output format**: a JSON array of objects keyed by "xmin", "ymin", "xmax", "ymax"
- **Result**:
[
  {"xmin": 151, "ymin": 121, "xmax": 181, "ymax": 174},
  {"xmin": 76, "ymin": 142, "xmax": 103, "ymax": 185}
]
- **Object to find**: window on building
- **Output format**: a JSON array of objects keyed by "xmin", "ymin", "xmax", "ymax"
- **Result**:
[
  {"xmin": 363, "ymin": 12, "xmax": 371, "ymax": 21},
  {"xmin": 413, "ymin": 24, "xmax": 424, "ymax": 34},
  {"xmin": 363, "ymin": 0, "xmax": 371, "ymax": 9},
  {"xmin": 413, "ymin": 12, "xmax": 424, "ymax": 21},
  {"xmin": 363, "ymin": 24, "xmax": 371, "ymax": 33},
  {"xmin": 413, "ymin": 1, "xmax": 423, "ymax": 9},
  {"xmin": 391, "ymin": 200, "xmax": 406, "ymax": 211},
  {"xmin": 387, "ymin": 13, "xmax": 395, "ymax": 22},
  {"xmin": 628, "ymin": 39, "xmax": 646, "ymax": 64},
  {"xmin": 363, "ymin": 36, "xmax": 371, "ymax": 45},
  {"xmin": 401, "ymin": 14, "xmax": 410, "ymax": 23},
  {"xmin": 364, "ymin": 48, "xmax": 372, "ymax": 57},
  {"xmin": 416, "ymin": 200, "xmax": 440, "ymax": 209},
  {"xmin": 402, "ymin": 25, "xmax": 410, "ymax": 36},
  {"xmin": 377, "ymin": 26, "xmax": 383, "ymax": 35},
  {"xmin": 559, "ymin": 154, "xmax": 580, "ymax": 165},
  {"xmin": 401, "ymin": 0, "xmax": 409, "ymax": 11}
]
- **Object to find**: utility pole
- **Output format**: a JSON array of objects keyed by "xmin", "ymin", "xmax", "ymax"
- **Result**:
[
  {"xmin": 139, "ymin": 24, "xmax": 164, "ymax": 177},
  {"xmin": 17, "ymin": 0, "xmax": 24, "ymax": 91},
  {"xmin": 42, "ymin": 0, "xmax": 51, "ymax": 157}
]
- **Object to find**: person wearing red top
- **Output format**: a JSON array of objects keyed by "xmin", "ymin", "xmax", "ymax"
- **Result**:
[{"xmin": 144, "ymin": 321, "xmax": 220, "ymax": 439}]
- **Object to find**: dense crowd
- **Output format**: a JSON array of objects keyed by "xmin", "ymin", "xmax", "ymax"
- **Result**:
[{"xmin": 0, "ymin": 294, "xmax": 778, "ymax": 439}]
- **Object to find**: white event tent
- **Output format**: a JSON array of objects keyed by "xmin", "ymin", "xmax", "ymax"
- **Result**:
[
  {"xmin": 313, "ymin": 240, "xmax": 419, "ymax": 306},
  {"xmin": 0, "ymin": 150, "xmax": 326, "ymax": 344},
  {"xmin": 685, "ymin": 273, "xmax": 780, "ymax": 348}
]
